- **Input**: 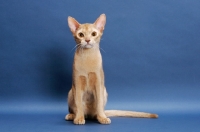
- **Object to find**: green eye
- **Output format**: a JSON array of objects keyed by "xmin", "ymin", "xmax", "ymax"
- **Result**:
[
  {"xmin": 91, "ymin": 31, "xmax": 97, "ymax": 36},
  {"xmin": 78, "ymin": 32, "xmax": 84, "ymax": 37}
]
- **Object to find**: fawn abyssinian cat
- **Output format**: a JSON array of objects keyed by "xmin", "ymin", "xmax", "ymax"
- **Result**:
[{"xmin": 65, "ymin": 14, "xmax": 158, "ymax": 125}]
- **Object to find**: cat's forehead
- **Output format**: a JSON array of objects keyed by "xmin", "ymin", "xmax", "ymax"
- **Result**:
[{"xmin": 77, "ymin": 24, "xmax": 97, "ymax": 33}]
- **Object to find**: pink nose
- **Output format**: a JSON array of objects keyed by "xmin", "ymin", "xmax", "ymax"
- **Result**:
[{"xmin": 85, "ymin": 40, "xmax": 90, "ymax": 43}]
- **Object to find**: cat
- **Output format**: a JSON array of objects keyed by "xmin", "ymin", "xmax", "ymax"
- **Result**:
[{"xmin": 65, "ymin": 14, "xmax": 158, "ymax": 125}]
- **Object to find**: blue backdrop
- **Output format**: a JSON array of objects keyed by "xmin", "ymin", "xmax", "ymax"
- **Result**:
[{"xmin": 0, "ymin": 0, "xmax": 200, "ymax": 131}]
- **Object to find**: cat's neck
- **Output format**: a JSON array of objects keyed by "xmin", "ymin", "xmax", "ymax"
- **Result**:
[{"xmin": 75, "ymin": 45, "xmax": 100, "ymax": 56}]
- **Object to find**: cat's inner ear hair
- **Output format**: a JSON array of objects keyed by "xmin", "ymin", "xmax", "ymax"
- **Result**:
[
  {"xmin": 68, "ymin": 16, "xmax": 80, "ymax": 34},
  {"xmin": 94, "ymin": 14, "xmax": 106, "ymax": 32}
]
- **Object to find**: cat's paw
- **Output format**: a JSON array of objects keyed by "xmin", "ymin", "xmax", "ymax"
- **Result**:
[
  {"xmin": 73, "ymin": 117, "xmax": 85, "ymax": 125},
  {"xmin": 65, "ymin": 114, "xmax": 75, "ymax": 120},
  {"xmin": 97, "ymin": 117, "xmax": 111, "ymax": 124}
]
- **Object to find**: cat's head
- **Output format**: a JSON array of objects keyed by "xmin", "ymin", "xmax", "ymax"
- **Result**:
[{"xmin": 68, "ymin": 14, "xmax": 106, "ymax": 49}]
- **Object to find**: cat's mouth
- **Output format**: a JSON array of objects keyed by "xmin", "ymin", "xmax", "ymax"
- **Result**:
[{"xmin": 83, "ymin": 44, "xmax": 93, "ymax": 49}]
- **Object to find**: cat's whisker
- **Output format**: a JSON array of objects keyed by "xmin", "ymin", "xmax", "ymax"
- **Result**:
[
  {"xmin": 96, "ymin": 45, "xmax": 106, "ymax": 53},
  {"xmin": 100, "ymin": 47, "xmax": 106, "ymax": 53},
  {"xmin": 75, "ymin": 45, "xmax": 80, "ymax": 51},
  {"xmin": 71, "ymin": 44, "xmax": 81, "ymax": 52},
  {"xmin": 77, "ymin": 45, "xmax": 83, "ymax": 55},
  {"xmin": 79, "ymin": 46, "xmax": 83, "ymax": 55},
  {"xmin": 76, "ymin": 45, "xmax": 82, "ymax": 53}
]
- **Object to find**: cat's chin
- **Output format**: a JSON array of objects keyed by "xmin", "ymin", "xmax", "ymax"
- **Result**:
[{"xmin": 84, "ymin": 44, "xmax": 93, "ymax": 49}]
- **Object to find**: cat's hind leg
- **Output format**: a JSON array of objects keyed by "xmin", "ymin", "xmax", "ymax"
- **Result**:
[
  {"xmin": 65, "ymin": 89, "xmax": 76, "ymax": 121},
  {"xmin": 65, "ymin": 113, "xmax": 75, "ymax": 120}
]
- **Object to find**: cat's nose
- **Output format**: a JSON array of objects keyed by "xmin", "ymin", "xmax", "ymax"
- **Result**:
[{"xmin": 85, "ymin": 39, "xmax": 90, "ymax": 43}]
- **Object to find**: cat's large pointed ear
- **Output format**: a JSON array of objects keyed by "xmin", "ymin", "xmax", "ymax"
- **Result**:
[
  {"xmin": 68, "ymin": 16, "xmax": 80, "ymax": 34},
  {"xmin": 94, "ymin": 14, "xmax": 106, "ymax": 32}
]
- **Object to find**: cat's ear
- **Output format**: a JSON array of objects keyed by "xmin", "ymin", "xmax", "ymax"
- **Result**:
[
  {"xmin": 68, "ymin": 16, "xmax": 80, "ymax": 34},
  {"xmin": 94, "ymin": 14, "xmax": 106, "ymax": 32}
]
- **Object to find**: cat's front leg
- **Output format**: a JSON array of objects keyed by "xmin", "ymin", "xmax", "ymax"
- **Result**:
[
  {"xmin": 95, "ymin": 74, "xmax": 111, "ymax": 124},
  {"xmin": 73, "ymin": 76, "xmax": 86, "ymax": 125}
]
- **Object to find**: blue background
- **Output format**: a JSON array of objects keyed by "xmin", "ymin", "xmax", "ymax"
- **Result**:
[{"xmin": 0, "ymin": 0, "xmax": 200, "ymax": 131}]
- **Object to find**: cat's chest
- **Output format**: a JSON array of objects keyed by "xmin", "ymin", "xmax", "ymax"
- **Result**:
[{"xmin": 74, "ymin": 52, "xmax": 102, "ymax": 73}]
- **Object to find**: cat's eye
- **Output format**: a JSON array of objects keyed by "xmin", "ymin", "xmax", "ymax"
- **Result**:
[
  {"xmin": 78, "ymin": 32, "xmax": 84, "ymax": 38},
  {"xmin": 91, "ymin": 31, "xmax": 97, "ymax": 37}
]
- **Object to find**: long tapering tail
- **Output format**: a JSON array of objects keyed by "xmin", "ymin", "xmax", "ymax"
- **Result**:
[{"xmin": 105, "ymin": 110, "xmax": 158, "ymax": 118}]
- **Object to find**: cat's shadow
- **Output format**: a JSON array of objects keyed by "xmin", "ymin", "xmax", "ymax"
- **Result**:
[
  {"xmin": 65, "ymin": 119, "xmax": 100, "ymax": 125},
  {"xmin": 40, "ymin": 42, "xmax": 73, "ymax": 99}
]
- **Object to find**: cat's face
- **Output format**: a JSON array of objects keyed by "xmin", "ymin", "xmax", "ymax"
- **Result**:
[
  {"xmin": 68, "ymin": 14, "xmax": 106, "ymax": 49},
  {"xmin": 73, "ymin": 24, "xmax": 101, "ymax": 49}
]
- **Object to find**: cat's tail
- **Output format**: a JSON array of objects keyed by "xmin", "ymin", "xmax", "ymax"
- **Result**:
[{"xmin": 105, "ymin": 110, "xmax": 158, "ymax": 118}]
